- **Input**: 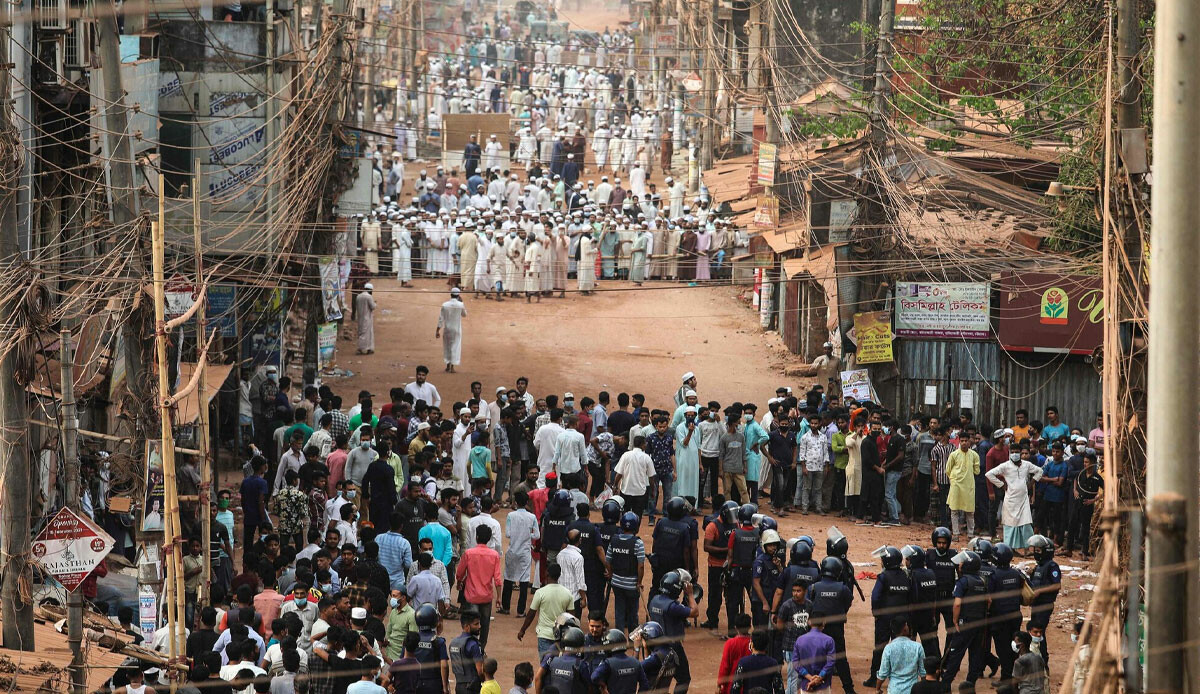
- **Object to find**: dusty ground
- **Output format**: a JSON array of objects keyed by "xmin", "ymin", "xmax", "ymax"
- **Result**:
[{"xmin": 319, "ymin": 277, "xmax": 1089, "ymax": 693}]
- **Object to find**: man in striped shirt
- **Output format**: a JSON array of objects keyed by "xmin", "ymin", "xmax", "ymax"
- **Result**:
[{"xmin": 929, "ymin": 428, "xmax": 954, "ymax": 529}]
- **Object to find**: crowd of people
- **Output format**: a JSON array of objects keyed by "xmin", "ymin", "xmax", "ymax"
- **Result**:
[{"xmin": 100, "ymin": 364, "xmax": 1102, "ymax": 694}]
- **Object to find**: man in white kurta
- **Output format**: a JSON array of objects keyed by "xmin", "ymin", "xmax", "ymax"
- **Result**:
[
  {"xmin": 985, "ymin": 453, "xmax": 1045, "ymax": 549},
  {"xmin": 355, "ymin": 284, "xmax": 377, "ymax": 354},
  {"xmin": 578, "ymin": 232, "xmax": 596, "ymax": 293},
  {"xmin": 436, "ymin": 289, "xmax": 467, "ymax": 372},
  {"xmin": 392, "ymin": 221, "xmax": 413, "ymax": 285},
  {"xmin": 630, "ymin": 163, "xmax": 646, "ymax": 199},
  {"xmin": 484, "ymin": 135, "xmax": 503, "ymax": 171},
  {"xmin": 523, "ymin": 235, "xmax": 543, "ymax": 301},
  {"xmin": 457, "ymin": 226, "xmax": 478, "ymax": 292}
]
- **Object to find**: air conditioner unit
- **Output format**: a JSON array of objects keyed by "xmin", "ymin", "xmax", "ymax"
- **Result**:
[
  {"xmin": 35, "ymin": 38, "xmax": 63, "ymax": 85},
  {"xmin": 37, "ymin": 0, "xmax": 67, "ymax": 31},
  {"xmin": 64, "ymin": 19, "xmax": 92, "ymax": 68}
]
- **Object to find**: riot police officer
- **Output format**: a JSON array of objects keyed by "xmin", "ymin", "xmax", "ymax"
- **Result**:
[
  {"xmin": 591, "ymin": 629, "xmax": 650, "ymax": 694},
  {"xmin": 570, "ymin": 503, "xmax": 609, "ymax": 613},
  {"xmin": 596, "ymin": 499, "xmax": 624, "ymax": 606},
  {"xmin": 1026, "ymin": 534, "xmax": 1061, "ymax": 664},
  {"xmin": 608, "ymin": 511, "xmax": 646, "ymax": 633},
  {"xmin": 901, "ymin": 544, "xmax": 940, "ymax": 657},
  {"xmin": 926, "ymin": 526, "xmax": 957, "ymax": 635},
  {"xmin": 537, "ymin": 626, "xmax": 592, "ymax": 694},
  {"xmin": 414, "ymin": 604, "xmax": 450, "ymax": 694},
  {"xmin": 723, "ymin": 503, "xmax": 760, "ymax": 633},
  {"xmin": 646, "ymin": 572, "xmax": 698, "ymax": 694},
  {"xmin": 969, "ymin": 538, "xmax": 999, "ymax": 676},
  {"xmin": 940, "ymin": 550, "xmax": 990, "ymax": 688},
  {"xmin": 448, "ymin": 610, "xmax": 485, "ymax": 694},
  {"xmin": 825, "ymin": 527, "xmax": 864, "ymax": 602},
  {"xmin": 988, "ymin": 542, "xmax": 1028, "ymax": 685},
  {"xmin": 542, "ymin": 489, "xmax": 575, "ymax": 566},
  {"xmin": 750, "ymin": 529, "xmax": 784, "ymax": 626},
  {"xmin": 635, "ymin": 622, "xmax": 678, "ymax": 694},
  {"xmin": 651, "ymin": 497, "xmax": 695, "ymax": 598},
  {"xmin": 805, "ymin": 557, "xmax": 854, "ymax": 693},
  {"xmin": 780, "ymin": 537, "xmax": 821, "ymax": 600},
  {"xmin": 864, "ymin": 546, "xmax": 911, "ymax": 688},
  {"xmin": 700, "ymin": 500, "xmax": 738, "ymax": 630}
]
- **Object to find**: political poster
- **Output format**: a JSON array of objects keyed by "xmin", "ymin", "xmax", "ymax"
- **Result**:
[
  {"xmin": 757, "ymin": 143, "xmax": 777, "ymax": 186},
  {"xmin": 318, "ymin": 323, "xmax": 337, "ymax": 368},
  {"xmin": 893, "ymin": 282, "xmax": 991, "ymax": 339},
  {"xmin": 142, "ymin": 440, "xmax": 165, "ymax": 533},
  {"xmin": 319, "ymin": 256, "xmax": 344, "ymax": 321},
  {"xmin": 840, "ymin": 369, "xmax": 876, "ymax": 403},
  {"xmin": 853, "ymin": 311, "xmax": 894, "ymax": 363}
]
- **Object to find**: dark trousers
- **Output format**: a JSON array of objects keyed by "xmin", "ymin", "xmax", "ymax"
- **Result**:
[
  {"xmin": 975, "ymin": 482, "xmax": 994, "ymax": 536},
  {"xmin": 941, "ymin": 625, "xmax": 986, "ymax": 685},
  {"xmin": 242, "ymin": 523, "xmax": 259, "ymax": 569},
  {"xmin": 700, "ymin": 456, "xmax": 720, "ymax": 508},
  {"xmin": 990, "ymin": 616, "xmax": 1021, "ymax": 683},
  {"xmin": 471, "ymin": 600, "xmax": 493, "ymax": 647},
  {"xmin": 822, "ymin": 621, "xmax": 855, "ymax": 691},
  {"xmin": 502, "ymin": 580, "xmax": 530, "ymax": 614},
  {"xmin": 913, "ymin": 472, "xmax": 932, "ymax": 521},
  {"xmin": 770, "ymin": 465, "xmax": 791, "ymax": 511},
  {"xmin": 588, "ymin": 465, "xmax": 606, "ymax": 498},
  {"xmin": 869, "ymin": 616, "xmax": 893, "ymax": 681},
  {"xmin": 934, "ymin": 592, "xmax": 955, "ymax": 638},
  {"xmin": 1067, "ymin": 501, "xmax": 1096, "ymax": 553},
  {"xmin": 724, "ymin": 568, "xmax": 751, "ymax": 635},
  {"xmin": 670, "ymin": 643, "xmax": 691, "ymax": 694},
  {"xmin": 586, "ymin": 570, "xmax": 608, "ymax": 615},
  {"xmin": 932, "ymin": 485, "xmax": 951, "ymax": 527},
  {"xmin": 911, "ymin": 614, "xmax": 940, "ymax": 658},
  {"xmin": 861, "ymin": 473, "xmax": 885, "ymax": 522},
  {"xmin": 613, "ymin": 586, "xmax": 639, "ymax": 632},
  {"xmin": 626, "ymin": 492, "xmax": 648, "ymax": 518},
  {"xmin": 844, "ymin": 495, "xmax": 860, "ymax": 517},
  {"xmin": 705, "ymin": 565, "xmax": 724, "ymax": 626},
  {"xmin": 747, "ymin": 480, "xmax": 759, "ymax": 505},
  {"xmin": 1035, "ymin": 500, "xmax": 1067, "ymax": 543},
  {"xmin": 831, "ymin": 468, "xmax": 846, "ymax": 511}
]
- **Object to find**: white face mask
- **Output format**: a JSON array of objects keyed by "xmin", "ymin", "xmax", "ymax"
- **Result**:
[
  {"xmin": 1031, "ymin": 635, "xmax": 1043, "ymax": 646},
  {"xmin": 1011, "ymin": 641, "xmax": 1020, "ymax": 654},
  {"xmin": 1009, "ymin": 453, "xmax": 1021, "ymax": 463}
]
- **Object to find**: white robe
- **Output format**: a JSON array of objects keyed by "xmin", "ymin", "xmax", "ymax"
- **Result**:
[
  {"xmin": 985, "ymin": 459, "xmax": 1044, "ymax": 528},
  {"xmin": 630, "ymin": 166, "xmax": 646, "ymax": 198},
  {"xmin": 437, "ymin": 299, "xmax": 466, "ymax": 366},
  {"xmin": 484, "ymin": 141, "xmax": 503, "ymax": 171},
  {"xmin": 474, "ymin": 234, "xmax": 493, "ymax": 292},
  {"xmin": 578, "ymin": 236, "xmax": 596, "ymax": 291},
  {"xmin": 524, "ymin": 240, "xmax": 543, "ymax": 293},
  {"xmin": 355, "ymin": 291, "xmax": 376, "ymax": 352},
  {"xmin": 393, "ymin": 226, "xmax": 412, "ymax": 281}
]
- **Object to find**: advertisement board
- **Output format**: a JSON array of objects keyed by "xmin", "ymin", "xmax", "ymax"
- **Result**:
[
  {"xmin": 893, "ymin": 281, "xmax": 991, "ymax": 339},
  {"xmin": 994, "ymin": 272, "xmax": 1103, "ymax": 355}
]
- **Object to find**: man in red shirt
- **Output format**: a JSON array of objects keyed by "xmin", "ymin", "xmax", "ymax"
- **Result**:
[
  {"xmin": 528, "ymin": 472, "xmax": 556, "ymax": 584},
  {"xmin": 455, "ymin": 525, "xmax": 502, "ymax": 647},
  {"xmin": 717, "ymin": 614, "xmax": 753, "ymax": 694}
]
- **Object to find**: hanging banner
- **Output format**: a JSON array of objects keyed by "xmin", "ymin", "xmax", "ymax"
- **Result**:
[
  {"xmin": 319, "ymin": 256, "xmax": 344, "ymax": 321},
  {"xmin": 753, "ymin": 195, "xmax": 779, "ymax": 228},
  {"xmin": 757, "ymin": 143, "xmax": 777, "ymax": 186},
  {"xmin": 853, "ymin": 311, "xmax": 894, "ymax": 363},
  {"xmin": 142, "ymin": 440, "xmax": 165, "ymax": 532},
  {"xmin": 32, "ymin": 508, "xmax": 116, "ymax": 592},
  {"xmin": 164, "ymin": 275, "xmax": 196, "ymax": 320},
  {"xmin": 840, "ymin": 368, "xmax": 875, "ymax": 402},
  {"xmin": 893, "ymin": 281, "xmax": 991, "ymax": 339},
  {"xmin": 207, "ymin": 284, "xmax": 238, "ymax": 337},
  {"xmin": 318, "ymin": 323, "xmax": 338, "ymax": 368},
  {"xmin": 139, "ymin": 587, "xmax": 158, "ymax": 643}
]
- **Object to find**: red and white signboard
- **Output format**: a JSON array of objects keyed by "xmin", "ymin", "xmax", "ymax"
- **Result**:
[
  {"xmin": 164, "ymin": 274, "xmax": 197, "ymax": 319},
  {"xmin": 32, "ymin": 507, "xmax": 115, "ymax": 592}
]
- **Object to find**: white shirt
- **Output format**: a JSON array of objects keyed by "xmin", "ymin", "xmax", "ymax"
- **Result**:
[
  {"xmin": 467, "ymin": 512, "xmax": 503, "ymax": 554},
  {"xmin": 505, "ymin": 507, "xmax": 540, "ymax": 555},
  {"xmin": 404, "ymin": 381, "xmax": 442, "ymax": 408},
  {"xmin": 553, "ymin": 427, "xmax": 588, "ymax": 475},
  {"xmin": 614, "ymin": 448, "xmax": 655, "ymax": 496},
  {"xmin": 534, "ymin": 422, "xmax": 565, "ymax": 475},
  {"xmin": 556, "ymin": 544, "xmax": 587, "ymax": 601}
]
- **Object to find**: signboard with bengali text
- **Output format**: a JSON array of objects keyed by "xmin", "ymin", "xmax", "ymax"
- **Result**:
[{"xmin": 893, "ymin": 281, "xmax": 991, "ymax": 339}]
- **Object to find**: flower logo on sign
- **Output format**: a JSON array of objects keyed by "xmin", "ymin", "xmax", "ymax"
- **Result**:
[{"xmin": 1040, "ymin": 288, "xmax": 1069, "ymax": 325}]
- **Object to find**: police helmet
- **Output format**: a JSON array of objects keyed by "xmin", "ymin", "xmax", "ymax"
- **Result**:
[
  {"xmin": 818, "ymin": 556, "xmax": 842, "ymax": 581},
  {"xmin": 1027, "ymin": 534, "xmax": 1055, "ymax": 562},
  {"xmin": 790, "ymin": 538, "xmax": 812, "ymax": 565},
  {"xmin": 560, "ymin": 626, "xmax": 586, "ymax": 652},
  {"xmin": 993, "ymin": 542, "xmax": 1014, "ymax": 568},
  {"xmin": 901, "ymin": 544, "xmax": 926, "ymax": 568},
  {"xmin": 666, "ymin": 496, "xmax": 688, "ymax": 521},
  {"xmin": 635, "ymin": 621, "xmax": 665, "ymax": 643},
  {"xmin": 415, "ymin": 603, "xmax": 440, "ymax": 629},
  {"xmin": 603, "ymin": 628, "xmax": 628, "ymax": 655},
  {"xmin": 758, "ymin": 516, "xmax": 778, "ymax": 533},
  {"xmin": 932, "ymin": 526, "xmax": 952, "ymax": 549},
  {"xmin": 760, "ymin": 529, "xmax": 782, "ymax": 550},
  {"xmin": 827, "ymin": 535, "xmax": 849, "ymax": 558},
  {"xmin": 602, "ymin": 498, "xmax": 623, "ymax": 524},
  {"xmin": 552, "ymin": 489, "xmax": 573, "ymax": 507},
  {"xmin": 952, "ymin": 550, "xmax": 981, "ymax": 574},
  {"xmin": 797, "ymin": 535, "xmax": 815, "ymax": 549},
  {"xmin": 659, "ymin": 571, "xmax": 684, "ymax": 599},
  {"xmin": 620, "ymin": 511, "xmax": 640, "ymax": 533},
  {"xmin": 737, "ymin": 503, "xmax": 758, "ymax": 524},
  {"xmin": 968, "ymin": 538, "xmax": 995, "ymax": 563},
  {"xmin": 553, "ymin": 613, "xmax": 581, "ymax": 641},
  {"xmin": 878, "ymin": 545, "xmax": 903, "ymax": 570},
  {"xmin": 719, "ymin": 500, "xmax": 740, "ymax": 526}
]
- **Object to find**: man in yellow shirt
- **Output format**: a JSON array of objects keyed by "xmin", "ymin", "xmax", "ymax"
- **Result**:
[
  {"xmin": 946, "ymin": 437, "xmax": 980, "ymax": 541},
  {"xmin": 1010, "ymin": 408, "xmax": 1032, "ymax": 444}
]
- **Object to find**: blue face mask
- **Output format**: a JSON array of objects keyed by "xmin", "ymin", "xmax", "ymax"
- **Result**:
[
  {"xmin": 361, "ymin": 440, "xmax": 372, "ymax": 449},
  {"xmin": 345, "ymin": 490, "xmax": 357, "ymax": 500},
  {"xmin": 389, "ymin": 597, "xmax": 400, "ymax": 608},
  {"xmin": 321, "ymin": 584, "xmax": 332, "ymax": 592}
]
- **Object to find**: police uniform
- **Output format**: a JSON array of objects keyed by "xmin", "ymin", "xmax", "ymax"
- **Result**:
[
  {"xmin": 988, "ymin": 565, "xmax": 1028, "ymax": 682},
  {"xmin": 647, "ymin": 594, "xmax": 693, "ymax": 694},
  {"xmin": 448, "ymin": 632, "xmax": 484, "ymax": 694},
  {"xmin": 591, "ymin": 653, "xmax": 650, "ymax": 694},
  {"xmin": 703, "ymin": 515, "xmax": 732, "ymax": 627},
  {"xmin": 977, "ymin": 559, "xmax": 999, "ymax": 674},
  {"xmin": 724, "ymin": 525, "xmax": 759, "ymax": 630},
  {"xmin": 1027, "ymin": 558, "xmax": 1060, "ymax": 665},
  {"xmin": 640, "ymin": 646, "xmax": 678, "ymax": 694},
  {"xmin": 542, "ymin": 503, "xmax": 573, "ymax": 563},
  {"xmin": 941, "ymin": 572, "xmax": 990, "ymax": 686},
  {"xmin": 805, "ymin": 579, "xmax": 854, "ymax": 692},
  {"xmin": 414, "ymin": 627, "xmax": 450, "ymax": 694},
  {"xmin": 650, "ymin": 517, "xmax": 689, "ymax": 598},
  {"xmin": 926, "ymin": 547, "xmax": 957, "ymax": 633},
  {"xmin": 540, "ymin": 652, "xmax": 592, "ymax": 694},
  {"xmin": 596, "ymin": 519, "xmax": 620, "ymax": 613},
  {"xmin": 570, "ymin": 517, "xmax": 607, "ymax": 613},
  {"xmin": 868, "ymin": 567, "xmax": 912, "ymax": 681},
  {"xmin": 750, "ymin": 549, "xmax": 783, "ymax": 626},
  {"xmin": 608, "ymin": 532, "xmax": 641, "ymax": 632},
  {"xmin": 908, "ymin": 564, "xmax": 941, "ymax": 657}
]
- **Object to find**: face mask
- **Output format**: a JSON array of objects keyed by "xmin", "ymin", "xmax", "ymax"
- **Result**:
[
  {"xmin": 268, "ymin": 373, "xmax": 278, "ymax": 381},
  {"xmin": 1031, "ymin": 635, "xmax": 1043, "ymax": 646},
  {"xmin": 743, "ymin": 414, "xmax": 753, "ymax": 423},
  {"xmin": 321, "ymin": 584, "xmax": 333, "ymax": 592},
  {"xmin": 346, "ymin": 490, "xmax": 357, "ymax": 499},
  {"xmin": 218, "ymin": 499, "xmax": 230, "ymax": 509},
  {"xmin": 1011, "ymin": 641, "xmax": 1020, "ymax": 654},
  {"xmin": 361, "ymin": 440, "xmax": 372, "ymax": 449},
  {"xmin": 411, "ymin": 475, "xmax": 422, "ymax": 483},
  {"xmin": 390, "ymin": 597, "xmax": 400, "ymax": 608},
  {"xmin": 882, "ymin": 426, "xmax": 891, "ymax": 435},
  {"xmin": 1009, "ymin": 453, "xmax": 1021, "ymax": 463},
  {"xmin": 499, "ymin": 394, "xmax": 508, "ymax": 403}
]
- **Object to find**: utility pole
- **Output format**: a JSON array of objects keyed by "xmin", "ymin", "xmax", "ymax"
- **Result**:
[
  {"xmin": 699, "ymin": 0, "xmax": 718, "ymax": 170},
  {"xmin": 1116, "ymin": 0, "xmax": 1142, "ymax": 131},
  {"xmin": 193, "ymin": 165, "xmax": 212, "ymax": 606},
  {"xmin": 96, "ymin": 0, "xmax": 147, "ymax": 414},
  {"xmin": 763, "ymin": 0, "xmax": 779, "ymax": 146},
  {"xmin": 1145, "ymin": 0, "xmax": 1200, "ymax": 692},
  {"xmin": 869, "ymin": 0, "xmax": 895, "ymax": 148},
  {"xmin": 0, "ymin": 0, "xmax": 34, "ymax": 651},
  {"xmin": 60, "ymin": 331, "xmax": 84, "ymax": 694}
]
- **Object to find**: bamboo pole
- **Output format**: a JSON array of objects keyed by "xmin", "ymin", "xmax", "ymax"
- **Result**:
[
  {"xmin": 194, "ymin": 163, "xmax": 212, "ymax": 607},
  {"xmin": 150, "ymin": 217, "xmax": 180, "ymax": 692}
]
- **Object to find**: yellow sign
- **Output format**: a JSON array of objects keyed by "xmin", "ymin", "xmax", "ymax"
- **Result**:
[
  {"xmin": 854, "ymin": 311, "xmax": 894, "ymax": 363},
  {"xmin": 757, "ymin": 143, "xmax": 777, "ymax": 186},
  {"xmin": 1039, "ymin": 287, "xmax": 1069, "ymax": 325}
]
